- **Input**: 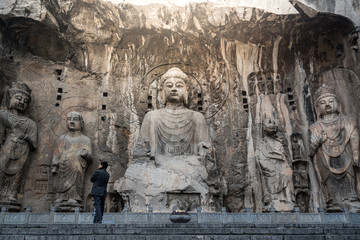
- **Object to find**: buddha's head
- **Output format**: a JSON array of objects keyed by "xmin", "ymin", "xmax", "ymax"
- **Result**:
[
  {"xmin": 314, "ymin": 84, "xmax": 339, "ymax": 117},
  {"xmin": 159, "ymin": 67, "xmax": 189, "ymax": 105},
  {"xmin": 66, "ymin": 112, "xmax": 84, "ymax": 132},
  {"xmin": 7, "ymin": 82, "xmax": 32, "ymax": 112},
  {"xmin": 263, "ymin": 116, "xmax": 278, "ymax": 136}
]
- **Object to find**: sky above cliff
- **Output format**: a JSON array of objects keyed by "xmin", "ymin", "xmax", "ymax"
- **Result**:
[{"xmin": 106, "ymin": 0, "xmax": 296, "ymax": 13}]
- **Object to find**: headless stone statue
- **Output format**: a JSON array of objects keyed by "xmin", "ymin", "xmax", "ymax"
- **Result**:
[
  {"xmin": 116, "ymin": 67, "xmax": 221, "ymax": 212},
  {"xmin": 310, "ymin": 84, "xmax": 360, "ymax": 212},
  {"xmin": 51, "ymin": 112, "xmax": 92, "ymax": 211},
  {"xmin": 0, "ymin": 82, "xmax": 37, "ymax": 211},
  {"xmin": 256, "ymin": 117, "xmax": 294, "ymax": 212}
]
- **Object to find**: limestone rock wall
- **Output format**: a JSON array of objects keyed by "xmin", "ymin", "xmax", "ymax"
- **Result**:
[{"xmin": 0, "ymin": 0, "xmax": 359, "ymax": 212}]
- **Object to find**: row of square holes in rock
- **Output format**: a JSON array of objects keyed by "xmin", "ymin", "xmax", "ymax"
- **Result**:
[
  {"xmin": 54, "ymin": 89, "xmax": 295, "ymax": 111},
  {"xmin": 54, "ymin": 89, "xmax": 109, "ymax": 107},
  {"xmin": 240, "ymin": 88, "xmax": 296, "ymax": 112}
]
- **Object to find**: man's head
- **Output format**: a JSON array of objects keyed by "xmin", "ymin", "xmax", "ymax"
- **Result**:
[
  {"xmin": 100, "ymin": 161, "xmax": 108, "ymax": 170},
  {"xmin": 314, "ymin": 84, "xmax": 339, "ymax": 117},
  {"xmin": 66, "ymin": 112, "xmax": 84, "ymax": 132},
  {"xmin": 7, "ymin": 82, "xmax": 32, "ymax": 112},
  {"xmin": 160, "ymin": 67, "xmax": 189, "ymax": 105}
]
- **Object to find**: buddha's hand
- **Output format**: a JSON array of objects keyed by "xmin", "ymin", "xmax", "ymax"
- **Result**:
[
  {"xmin": 312, "ymin": 130, "xmax": 326, "ymax": 146},
  {"xmin": 18, "ymin": 134, "xmax": 30, "ymax": 143},
  {"xmin": 198, "ymin": 142, "xmax": 212, "ymax": 156},
  {"xmin": 354, "ymin": 155, "xmax": 359, "ymax": 167},
  {"xmin": 80, "ymin": 149, "xmax": 90, "ymax": 160},
  {"xmin": 51, "ymin": 165, "xmax": 58, "ymax": 175}
]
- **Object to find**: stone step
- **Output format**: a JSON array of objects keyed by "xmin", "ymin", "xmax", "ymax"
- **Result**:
[
  {"xmin": 0, "ymin": 224, "xmax": 360, "ymax": 240},
  {"xmin": 0, "ymin": 235, "xmax": 360, "ymax": 240}
]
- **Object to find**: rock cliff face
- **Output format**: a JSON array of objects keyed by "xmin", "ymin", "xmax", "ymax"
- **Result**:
[{"xmin": 0, "ymin": 0, "xmax": 359, "ymax": 212}]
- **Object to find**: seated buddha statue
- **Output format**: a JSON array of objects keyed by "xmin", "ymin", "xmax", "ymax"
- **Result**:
[{"xmin": 115, "ymin": 67, "xmax": 222, "ymax": 212}]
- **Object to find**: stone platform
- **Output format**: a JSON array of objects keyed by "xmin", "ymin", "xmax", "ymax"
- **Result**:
[{"xmin": 1, "ymin": 209, "xmax": 360, "ymax": 239}]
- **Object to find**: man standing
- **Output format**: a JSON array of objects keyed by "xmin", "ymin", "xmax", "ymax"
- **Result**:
[{"xmin": 90, "ymin": 161, "xmax": 110, "ymax": 223}]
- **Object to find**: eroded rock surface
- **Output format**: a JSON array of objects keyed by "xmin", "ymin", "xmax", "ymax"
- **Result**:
[{"xmin": 0, "ymin": 0, "xmax": 359, "ymax": 212}]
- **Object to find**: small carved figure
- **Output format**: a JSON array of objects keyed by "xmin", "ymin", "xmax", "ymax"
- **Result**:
[
  {"xmin": 265, "ymin": 74, "xmax": 274, "ymax": 94},
  {"xmin": 310, "ymin": 84, "xmax": 360, "ymax": 212},
  {"xmin": 257, "ymin": 76, "xmax": 266, "ymax": 94},
  {"xmin": 51, "ymin": 112, "xmax": 92, "ymax": 207},
  {"xmin": 0, "ymin": 83, "xmax": 37, "ymax": 206},
  {"xmin": 248, "ymin": 73, "xmax": 257, "ymax": 96},
  {"xmin": 293, "ymin": 163, "xmax": 309, "ymax": 188},
  {"xmin": 295, "ymin": 192, "xmax": 309, "ymax": 212},
  {"xmin": 256, "ymin": 117, "xmax": 294, "ymax": 212},
  {"xmin": 291, "ymin": 134, "xmax": 302, "ymax": 160}
]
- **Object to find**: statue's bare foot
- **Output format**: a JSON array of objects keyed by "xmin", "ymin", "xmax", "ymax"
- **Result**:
[
  {"xmin": 67, "ymin": 199, "xmax": 77, "ymax": 204},
  {"xmin": 55, "ymin": 198, "xmax": 63, "ymax": 203},
  {"xmin": 8, "ymin": 197, "xmax": 17, "ymax": 201}
]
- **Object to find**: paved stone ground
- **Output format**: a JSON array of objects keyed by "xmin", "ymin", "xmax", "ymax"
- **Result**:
[{"xmin": 0, "ymin": 223, "xmax": 360, "ymax": 240}]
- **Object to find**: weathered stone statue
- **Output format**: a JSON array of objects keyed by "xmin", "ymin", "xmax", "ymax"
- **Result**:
[
  {"xmin": 115, "ymin": 67, "xmax": 222, "ymax": 212},
  {"xmin": 51, "ymin": 112, "xmax": 92, "ymax": 211},
  {"xmin": 310, "ymin": 84, "xmax": 360, "ymax": 212},
  {"xmin": 0, "ymin": 82, "xmax": 37, "ymax": 211},
  {"xmin": 256, "ymin": 117, "xmax": 294, "ymax": 212}
]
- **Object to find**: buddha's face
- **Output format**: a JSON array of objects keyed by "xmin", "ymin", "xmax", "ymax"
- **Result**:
[
  {"xmin": 263, "ymin": 118, "xmax": 278, "ymax": 135},
  {"xmin": 163, "ymin": 77, "xmax": 187, "ymax": 104},
  {"xmin": 9, "ymin": 93, "xmax": 29, "ymax": 112},
  {"xmin": 66, "ymin": 112, "xmax": 83, "ymax": 131},
  {"xmin": 317, "ymin": 96, "xmax": 338, "ymax": 116}
]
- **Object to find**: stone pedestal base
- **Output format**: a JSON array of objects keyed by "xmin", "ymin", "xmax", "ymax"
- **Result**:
[
  {"xmin": 54, "ymin": 202, "xmax": 83, "ymax": 212},
  {"xmin": 0, "ymin": 199, "xmax": 21, "ymax": 212},
  {"xmin": 114, "ymin": 155, "xmax": 213, "ymax": 212}
]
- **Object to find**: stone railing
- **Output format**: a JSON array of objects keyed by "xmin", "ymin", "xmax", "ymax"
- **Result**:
[{"xmin": 1, "ymin": 206, "xmax": 360, "ymax": 225}]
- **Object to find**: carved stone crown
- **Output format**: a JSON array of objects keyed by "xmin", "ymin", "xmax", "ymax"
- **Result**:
[
  {"xmin": 9, "ymin": 82, "xmax": 32, "ymax": 97},
  {"xmin": 314, "ymin": 84, "xmax": 337, "ymax": 103}
]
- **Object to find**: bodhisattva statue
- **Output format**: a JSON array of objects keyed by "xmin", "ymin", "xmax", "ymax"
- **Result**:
[
  {"xmin": 0, "ymin": 82, "xmax": 37, "ymax": 210},
  {"xmin": 256, "ymin": 117, "xmax": 294, "ymax": 212},
  {"xmin": 51, "ymin": 112, "xmax": 92, "ymax": 210},
  {"xmin": 310, "ymin": 84, "xmax": 360, "ymax": 212},
  {"xmin": 115, "ymin": 67, "xmax": 222, "ymax": 212}
]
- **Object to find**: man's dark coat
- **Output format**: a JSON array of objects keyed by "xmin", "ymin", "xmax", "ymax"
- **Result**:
[{"xmin": 90, "ymin": 168, "xmax": 110, "ymax": 197}]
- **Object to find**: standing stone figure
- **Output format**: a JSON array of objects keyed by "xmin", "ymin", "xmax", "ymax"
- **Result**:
[
  {"xmin": 0, "ymin": 82, "xmax": 37, "ymax": 211},
  {"xmin": 116, "ymin": 67, "xmax": 221, "ymax": 212},
  {"xmin": 310, "ymin": 84, "xmax": 360, "ymax": 212},
  {"xmin": 256, "ymin": 117, "xmax": 294, "ymax": 212},
  {"xmin": 51, "ymin": 112, "xmax": 92, "ymax": 210}
]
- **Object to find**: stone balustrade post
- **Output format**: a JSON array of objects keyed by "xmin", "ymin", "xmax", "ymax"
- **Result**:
[
  {"xmin": 245, "ymin": 207, "xmax": 252, "ymax": 223},
  {"xmin": 25, "ymin": 206, "xmax": 32, "ymax": 224},
  {"xmin": 0, "ymin": 206, "xmax": 7, "ymax": 224},
  {"xmin": 343, "ymin": 207, "xmax": 350, "ymax": 223},
  {"xmin": 123, "ymin": 206, "xmax": 129, "ymax": 224},
  {"xmin": 318, "ymin": 207, "xmax": 325, "ymax": 223},
  {"xmin": 148, "ymin": 206, "xmax": 153, "ymax": 224},
  {"xmin": 74, "ymin": 207, "xmax": 80, "ymax": 224},
  {"xmin": 50, "ymin": 207, "xmax": 56, "ymax": 223},
  {"xmin": 196, "ymin": 207, "xmax": 202, "ymax": 224}
]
